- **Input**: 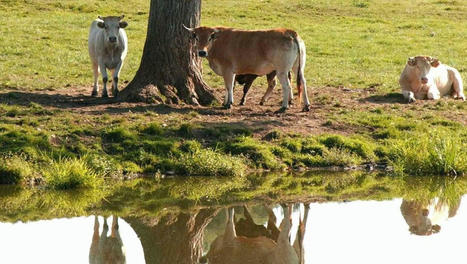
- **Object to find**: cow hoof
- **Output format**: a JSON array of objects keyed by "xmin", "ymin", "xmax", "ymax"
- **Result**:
[
  {"xmin": 302, "ymin": 105, "xmax": 311, "ymax": 112},
  {"xmin": 91, "ymin": 91, "xmax": 98, "ymax": 97},
  {"xmin": 239, "ymin": 100, "xmax": 245, "ymax": 106},
  {"xmin": 223, "ymin": 104, "xmax": 232, "ymax": 109},
  {"xmin": 275, "ymin": 107, "xmax": 287, "ymax": 114},
  {"xmin": 102, "ymin": 93, "xmax": 109, "ymax": 98},
  {"xmin": 113, "ymin": 89, "xmax": 119, "ymax": 97}
]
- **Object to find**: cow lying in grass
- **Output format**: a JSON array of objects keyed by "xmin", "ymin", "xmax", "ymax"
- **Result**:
[{"xmin": 399, "ymin": 56, "xmax": 465, "ymax": 103}]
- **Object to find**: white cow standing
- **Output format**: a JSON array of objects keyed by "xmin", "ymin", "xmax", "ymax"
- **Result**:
[
  {"xmin": 88, "ymin": 15, "xmax": 128, "ymax": 97},
  {"xmin": 399, "ymin": 55, "xmax": 465, "ymax": 103}
]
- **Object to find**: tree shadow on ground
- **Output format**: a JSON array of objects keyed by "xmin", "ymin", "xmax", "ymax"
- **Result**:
[
  {"xmin": 359, "ymin": 92, "xmax": 407, "ymax": 104},
  {"xmin": 0, "ymin": 90, "xmax": 290, "ymax": 129},
  {"xmin": 0, "ymin": 91, "xmax": 118, "ymax": 109}
]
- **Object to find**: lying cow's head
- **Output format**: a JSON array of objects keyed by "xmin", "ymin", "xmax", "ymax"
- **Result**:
[
  {"xmin": 406, "ymin": 56, "xmax": 440, "ymax": 85},
  {"xmin": 183, "ymin": 25, "xmax": 219, "ymax": 58},
  {"xmin": 97, "ymin": 15, "xmax": 128, "ymax": 45}
]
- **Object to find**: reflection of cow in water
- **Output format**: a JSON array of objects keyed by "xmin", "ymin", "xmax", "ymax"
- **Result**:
[
  {"xmin": 89, "ymin": 215, "xmax": 126, "ymax": 264},
  {"xmin": 400, "ymin": 198, "xmax": 461, "ymax": 236},
  {"xmin": 200, "ymin": 204, "xmax": 309, "ymax": 264}
]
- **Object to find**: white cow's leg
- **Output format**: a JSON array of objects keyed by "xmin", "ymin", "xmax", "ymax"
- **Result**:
[
  {"xmin": 427, "ymin": 87, "xmax": 440, "ymax": 100},
  {"xmin": 288, "ymin": 72, "xmax": 294, "ymax": 105},
  {"xmin": 223, "ymin": 73, "xmax": 235, "ymax": 108},
  {"xmin": 452, "ymin": 73, "xmax": 465, "ymax": 101},
  {"xmin": 112, "ymin": 61, "xmax": 123, "ymax": 97},
  {"xmin": 223, "ymin": 207, "xmax": 236, "ymax": 242},
  {"xmin": 278, "ymin": 204, "xmax": 292, "ymax": 246},
  {"xmin": 299, "ymin": 73, "xmax": 311, "ymax": 111},
  {"xmin": 402, "ymin": 90, "xmax": 416, "ymax": 103},
  {"xmin": 92, "ymin": 62, "xmax": 99, "ymax": 97},
  {"xmin": 277, "ymin": 71, "xmax": 291, "ymax": 112},
  {"xmin": 99, "ymin": 60, "xmax": 109, "ymax": 98}
]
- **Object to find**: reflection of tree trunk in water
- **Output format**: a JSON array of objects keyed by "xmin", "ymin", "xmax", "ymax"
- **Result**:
[{"xmin": 125, "ymin": 209, "xmax": 219, "ymax": 264}]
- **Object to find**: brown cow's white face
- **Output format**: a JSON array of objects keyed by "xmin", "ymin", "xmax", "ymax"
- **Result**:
[
  {"xmin": 185, "ymin": 26, "xmax": 219, "ymax": 57},
  {"xmin": 407, "ymin": 56, "xmax": 440, "ymax": 84},
  {"xmin": 97, "ymin": 15, "xmax": 128, "ymax": 45}
]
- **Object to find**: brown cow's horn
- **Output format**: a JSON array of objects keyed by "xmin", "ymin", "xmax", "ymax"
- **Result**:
[
  {"xmin": 182, "ymin": 24, "xmax": 194, "ymax": 32},
  {"xmin": 120, "ymin": 14, "xmax": 125, "ymax": 20}
]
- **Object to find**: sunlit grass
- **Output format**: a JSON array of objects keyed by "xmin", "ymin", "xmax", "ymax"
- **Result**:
[{"xmin": 42, "ymin": 156, "xmax": 103, "ymax": 189}]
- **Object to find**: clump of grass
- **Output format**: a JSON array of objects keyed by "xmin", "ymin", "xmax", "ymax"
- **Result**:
[
  {"xmin": 102, "ymin": 127, "xmax": 135, "ymax": 143},
  {"xmin": 141, "ymin": 122, "xmax": 164, "ymax": 136},
  {"xmin": 224, "ymin": 137, "xmax": 283, "ymax": 170},
  {"xmin": 319, "ymin": 134, "xmax": 375, "ymax": 159},
  {"xmin": 179, "ymin": 140, "xmax": 201, "ymax": 153},
  {"xmin": 389, "ymin": 131, "xmax": 467, "ymax": 176},
  {"xmin": 42, "ymin": 156, "xmax": 103, "ymax": 190},
  {"xmin": 0, "ymin": 156, "xmax": 34, "ymax": 184},
  {"xmin": 176, "ymin": 149, "xmax": 247, "ymax": 177}
]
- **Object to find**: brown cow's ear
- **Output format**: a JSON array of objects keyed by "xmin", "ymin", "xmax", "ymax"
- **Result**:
[
  {"xmin": 430, "ymin": 58, "xmax": 440, "ymax": 67},
  {"xmin": 209, "ymin": 32, "xmax": 218, "ymax": 41},
  {"xmin": 97, "ymin": 21, "xmax": 105, "ymax": 28},
  {"xmin": 407, "ymin": 57, "xmax": 416, "ymax": 66},
  {"xmin": 119, "ymin": 21, "xmax": 128, "ymax": 28}
]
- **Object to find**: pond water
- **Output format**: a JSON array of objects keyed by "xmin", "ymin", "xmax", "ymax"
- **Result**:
[
  {"xmin": 1, "ymin": 197, "xmax": 466, "ymax": 263},
  {"xmin": 0, "ymin": 173, "xmax": 466, "ymax": 263}
]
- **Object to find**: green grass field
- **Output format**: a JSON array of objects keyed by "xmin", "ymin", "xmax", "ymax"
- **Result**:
[
  {"xmin": 0, "ymin": 0, "xmax": 466, "ymax": 91},
  {"xmin": 0, "ymin": 0, "xmax": 466, "ymax": 188}
]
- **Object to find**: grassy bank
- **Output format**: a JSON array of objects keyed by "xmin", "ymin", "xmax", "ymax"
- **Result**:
[
  {"xmin": 0, "ymin": 0, "xmax": 466, "ymax": 188},
  {"xmin": 0, "ymin": 102, "xmax": 465, "ymax": 188}
]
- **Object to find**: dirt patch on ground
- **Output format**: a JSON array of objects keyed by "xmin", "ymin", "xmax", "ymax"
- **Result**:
[{"xmin": 0, "ymin": 84, "xmax": 465, "ymax": 137}]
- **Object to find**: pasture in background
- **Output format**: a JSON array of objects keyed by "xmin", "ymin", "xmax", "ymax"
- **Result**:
[{"xmin": 0, "ymin": 0, "xmax": 465, "ymax": 93}]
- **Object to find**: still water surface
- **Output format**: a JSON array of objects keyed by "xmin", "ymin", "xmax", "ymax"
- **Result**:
[{"xmin": 1, "ymin": 197, "xmax": 466, "ymax": 263}]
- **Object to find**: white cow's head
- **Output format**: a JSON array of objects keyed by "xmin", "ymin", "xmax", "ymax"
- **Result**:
[
  {"xmin": 406, "ymin": 56, "xmax": 440, "ymax": 85},
  {"xmin": 97, "ymin": 15, "xmax": 128, "ymax": 45},
  {"xmin": 183, "ymin": 25, "xmax": 219, "ymax": 58}
]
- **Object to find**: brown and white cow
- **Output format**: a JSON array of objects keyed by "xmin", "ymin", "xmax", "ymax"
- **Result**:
[
  {"xmin": 200, "ymin": 204, "xmax": 309, "ymax": 264},
  {"xmin": 399, "ymin": 56, "xmax": 465, "ymax": 103},
  {"xmin": 236, "ymin": 71, "xmax": 293, "ymax": 106},
  {"xmin": 184, "ymin": 26, "xmax": 311, "ymax": 112}
]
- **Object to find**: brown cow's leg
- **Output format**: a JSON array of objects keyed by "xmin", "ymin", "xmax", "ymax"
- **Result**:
[
  {"xmin": 238, "ymin": 75, "xmax": 258, "ymax": 105},
  {"xmin": 260, "ymin": 71, "xmax": 277, "ymax": 105}
]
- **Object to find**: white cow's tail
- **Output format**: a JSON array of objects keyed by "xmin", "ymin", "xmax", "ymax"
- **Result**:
[{"xmin": 292, "ymin": 34, "xmax": 304, "ymax": 103}]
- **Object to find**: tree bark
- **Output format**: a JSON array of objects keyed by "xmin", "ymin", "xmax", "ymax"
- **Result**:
[
  {"xmin": 119, "ymin": 0, "xmax": 217, "ymax": 105},
  {"xmin": 124, "ymin": 209, "xmax": 219, "ymax": 264}
]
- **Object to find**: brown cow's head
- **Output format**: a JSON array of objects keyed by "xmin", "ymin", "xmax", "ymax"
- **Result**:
[
  {"xmin": 183, "ymin": 25, "xmax": 219, "ymax": 58},
  {"xmin": 406, "ymin": 56, "xmax": 440, "ymax": 84},
  {"xmin": 97, "ymin": 15, "xmax": 128, "ymax": 45}
]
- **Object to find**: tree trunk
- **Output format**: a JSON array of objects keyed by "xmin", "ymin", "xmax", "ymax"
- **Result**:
[
  {"xmin": 119, "ymin": 0, "xmax": 217, "ymax": 105},
  {"xmin": 124, "ymin": 209, "xmax": 219, "ymax": 264}
]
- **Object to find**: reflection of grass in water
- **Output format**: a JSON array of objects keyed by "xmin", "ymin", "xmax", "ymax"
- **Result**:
[
  {"xmin": 0, "ymin": 187, "xmax": 107, "ymax": 221},
  {"xmin": 2, "ymin": 172, "xmax": 467, "ymax": 222}
]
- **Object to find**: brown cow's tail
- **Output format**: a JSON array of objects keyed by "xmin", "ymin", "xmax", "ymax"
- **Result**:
[{"xmin": 292, "ymin": 34, "xmax": 303, "ymax": 104}]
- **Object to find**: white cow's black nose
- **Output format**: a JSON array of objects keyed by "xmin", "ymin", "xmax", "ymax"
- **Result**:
[
  {"xmin": 109, "ymin": 36, "xmax": 117, "ymax": 43},
  {"xmin": 198, "ymin": 50, "xmax": 208, "ymax": 57}
]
